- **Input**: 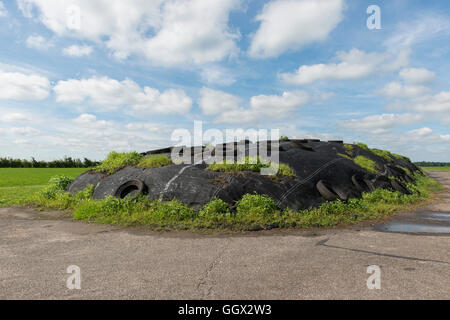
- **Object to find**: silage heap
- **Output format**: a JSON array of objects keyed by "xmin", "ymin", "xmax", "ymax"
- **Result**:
[{"xmin": 68, "ymin": 140, "xmax": 422, "ymax": 211}]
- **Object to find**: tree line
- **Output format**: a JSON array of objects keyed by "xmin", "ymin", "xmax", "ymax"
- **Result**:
[
  {"xmin": 414, "ymin": 161, "xmax": 450, "ymax": 167},
  {"xmin": 0, "ymin": 156, "xmax": 100, "ymax": 168}
]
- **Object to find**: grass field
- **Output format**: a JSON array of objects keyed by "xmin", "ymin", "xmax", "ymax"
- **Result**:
[
  {"xmin": 0, "ymin": 168, "xmax": 87, "ymax": 206},
  {"xmin": 421, "ymin": 166, "xmax": 450, "ymax": 171}
]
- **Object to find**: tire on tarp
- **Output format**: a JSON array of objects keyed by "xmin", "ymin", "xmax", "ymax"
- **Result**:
[
  {"xmin": 67, "ymin": 171, "xmax": 105, "ymax": 193},
  {"xmin": 114, "ymin": 179, "xmax": 147, "ymax": 199},
  {"xmin": 351, "ymin": 174, "xmax": 371, "ymax": 192},
  {"xmin": 316, "ymin": 180, "xmax": 346, "ymax": 201},
  {"xmin": 390, "ymin": 179, "xmax": 411, "ymax": 195}
]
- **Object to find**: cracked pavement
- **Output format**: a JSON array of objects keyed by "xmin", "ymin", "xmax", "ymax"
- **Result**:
[{"xmin": 0, "ymin": 171, "xmax": 449, "ymax": 299}]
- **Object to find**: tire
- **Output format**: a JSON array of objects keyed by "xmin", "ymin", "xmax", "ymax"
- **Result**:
[
  {"xmin": 351, "ymin": 174, "xmax": 371, "ymax": 192},
  {"xmin": 316, "ymin": 180, "xmax": 346, "ymax": 201},
  {"xmin": 372, "ymin": 176, "xmax": 393, "ymax": 191},
  {"xmin": 390, "ymin": 179, "xmax": 411, "ymax": 194},
  {"xmin": 114, "ymin": 179, "xmax": 147, "ymax": 199},
  {"xmin": 403, "ymin": 174, "xmax": 414, "ymax": 183}
]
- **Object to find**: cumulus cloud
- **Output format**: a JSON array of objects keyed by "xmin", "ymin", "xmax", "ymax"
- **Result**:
[
  {"xmin": 411, "ymin": 91, "xmax": 450, "ymax": 114},
  {"xmin": 407, "ymin": 127, "xmax": 433, "ymax": 137},
  {"xmin": 249, "ymin": 0, "xmax": 344, "ymax": 58},
  {"xmin": 0, "ymin": 66, "xmax": 51, "ymax": 100},
  {"xmin": 73, "ymin": 113, "xmax": 113, "ymax": 128},
  {"xmin": 214, "ymin": 90, "xmax": 309, "ymax": 123},
  {"xmin": 63, "ymin": 45, "xmax": 93, "ymax": 57},
  {"xmin": 54, "ymin": 76, "xmax": 192, "ymax": 114},
  {"xmin": 0, "ymin": 113, "xmax": 31, "ymax": 123},
  {"xmin": 399, "ymin": 68, "xmax": 435, "ymax": 84},
  {"xmin": 0, "ymin": 126, "xmax": 41, "ymax": 136},
  {"xmin": 200, "ymin": 65, "xmax": 236, "ymax": 86},
  {"xmin": 279, "ymin": 49, "xmax": 406, "ymax": 85},
  {"xmin": 376, "ymin": 82, "xmax": 430, "ymax": 99},
  {"xmin": 25, "ymin": 34, "xmax": 53, "ymax": 50},
  {"xmin": 198, "ymin": 87, "xmax": 241, "ymax": 115},
  {"xmin": 18, "ymin": 0, "xmax": 241, "ymax": 66},
  {"xmin": 340, "ymin": 113, "xmax": 422, "ymax": 134}
]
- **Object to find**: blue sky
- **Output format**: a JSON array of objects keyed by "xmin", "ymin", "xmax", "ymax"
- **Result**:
[{"xmin": 0, "ymin": 0, "xmax": 449, "ymax": 161}]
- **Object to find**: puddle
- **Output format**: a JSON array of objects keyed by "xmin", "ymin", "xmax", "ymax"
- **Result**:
[{"xmin": 377, "ymin": 222, "xmax": 450, "ymax": 234}]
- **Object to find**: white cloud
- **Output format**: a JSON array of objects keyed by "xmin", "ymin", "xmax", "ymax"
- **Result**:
[
  {"xmin": 25, "ymin": 35, "xmax": 52, "ymax": 50},
  {"xmin": 0, "ymin": 113, "xmax": 31, "ymax": 123},
  {"xmin": 54, "ymin": 76, "xmax": 192, "ymax": 114},
  {"xmin": 377, "ymin": 82, "xmax": 430, "ymax": 99},
  {"xmin": 249, "ymin": 0, "xmax": 344, "ymax": 58},
  {"xmin": 385, "ymin": 90, "xmax": 450, "ymax": 125},
  {"xmin": 340, "ymin": 113, "xmax": 422, "ymax": 134},
  {"xmin": 214, "ymin": 90, "xmax": 309, "ymax": 123},
  {"xmin": 63, "ymin": 45, "xmax": 93, "ymax": 57},
  {"xmin": 0, "ymin": 66, "xmax": 51, "ymax": 100},
  {"xmin": 410, "ymin": 92, "xmax": 450, "ymax": 122},
  {"xmin": 407, "ymin": 127, "xmax": 433, "ymax": 137},
  {"xmin": 0, "ymin": 1, "xmax": 7, "ymax": 17},
  {"xmin": 73, "ymin": 113, "xmax": 112, "ymax": 128},
  {"xmin": 18, "ymin": 0, "xmax": 241, "ymax": 66},
  {"xmin": 200, "ymin": 65, "xmax": 235, "ymax": 86},
  {"xmin": 198, "ymin": 87, "xmax": 241, "ymax": 115},
  {"xmin": 0, "ymin": 126, "xmax": 40, "ymax": 136},
  {"xmin": 385, "ymin": 15, "xmax": 450, "ymax": 48},
  {"xmin": 440, "ymin": 134, "xmax": 450, "ymax": 141},
  {"xmin": 280, "ymin": 49, "xmax": 394, "ymax": 85},
  {"xmin": 399, "ymin": 68, "xmax": 435, "ymax": 84},
  {"xmin": 126, "ymin": 122, "xmax": 166, "ymax": 133}
]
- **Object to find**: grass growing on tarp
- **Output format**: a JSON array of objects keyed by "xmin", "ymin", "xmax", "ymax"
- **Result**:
[
  {"xmin": 370, "ymin": 149, "xmax": 394, "ymax": 162},
  {"xmin": 6, "ymin": 171, "xmax": 442, "ymax": 231},
  {"xmin": 353, "ymin": 156, "xmax": 380, "ymax": 174},
  {"xmin": 94, "ymin": 152, "xmax": 172, "ymax": 174},
  {"xmin": 206, "ymin": 156, "xmax": 296, "ymax": 178},
  {"xmin": 95, "ymin": 151, "xmax": 143, "ymax": 174},
  {"xmin": 137, "ymin": 154, "xmax": 172, "ymax": 169}
]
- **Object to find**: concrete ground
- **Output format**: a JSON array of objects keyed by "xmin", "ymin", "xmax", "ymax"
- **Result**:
[{"xmin": 0, "ymin": 171, "xmax": 449, "ymax": 300}]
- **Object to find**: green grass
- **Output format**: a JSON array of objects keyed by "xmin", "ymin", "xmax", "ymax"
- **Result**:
[
  {"xmin": 338, "ymin": 153, "xmax": 352, "ymax": 160},
  {"xmin": 344, "ymin": 144, "xmax": 354, "ymax": 155},
  {"xmin": 1, "ymin": 168, "xmax": 442, "ymax": 231},
  {"xmin": 353, "ymin": 156, "xmax": 380, "ymax": 173},
  {"xmin": 0, "ymin": 168, "xmax": 87, "ymax": 207},
  {"xmin": 206, "ymin": 156, "xmax": 296, "ymax": 178},
  {"xmin": 355, "ymin": 142, "xmax": 370, "ymax": 151},
  {"xmin": 370, "ymin": 149, "xmax": 394, "ymax": 162},
  {"xmin": 0, "ymin": 168, "xmax": 86, "ymax": 187},
  {"xmin": 95, "ymin": 151, "xmax": 143, "ymax": 174},
  {"xmin": 277, "ymin": 163, "xmax": 296, "ymax": 178},
  {"xmin": 137, "ymin": 154, "xmax": 172, "ymax": 169},
  {"xmin": 94, "ymin": 152, "xmax": 172, "ymax": 174},
  {"xmin": 421, "ymin": 166, "xmax": 450, "ymax": 171}
]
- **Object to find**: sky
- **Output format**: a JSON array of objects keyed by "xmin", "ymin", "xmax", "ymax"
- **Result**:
[{"xmin": 0, "ymin": 0, "xmax": 449, "ymax": 161}]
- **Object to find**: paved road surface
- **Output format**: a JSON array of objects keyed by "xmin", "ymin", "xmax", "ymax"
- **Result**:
[{"xmin": 1, "ymin": 171, "xmax": 449, "ymax": 299}]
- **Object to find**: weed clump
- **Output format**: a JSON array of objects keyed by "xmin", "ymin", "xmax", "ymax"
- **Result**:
[
  {"xmin": 370, "ymin": 149, "xmax": 394, "ymax": 162},
  {"xmin": 207, "ymin": 156, "xmax": 296, "ymax": 178},
  {"xmin": 353, "ymin": 156, "xmax": 380, "ymax": 173},
  {"xmin": 137, "ymin": 155, "xmax": 172, "ymax": 169},
  {"xmin": 95, "ymin": 151, "xmax": 143, "ymax": 174}
]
